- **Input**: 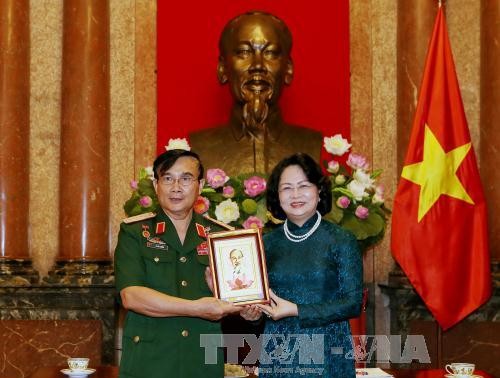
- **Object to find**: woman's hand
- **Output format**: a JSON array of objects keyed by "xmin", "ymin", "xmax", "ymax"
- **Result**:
[
  {"xmin": 239, "ymin": 305, "xmax": 263, "ymax": 321},
  {"xmin": 257, "ymin": 289, "xmax": 298, "ymax": 321}
]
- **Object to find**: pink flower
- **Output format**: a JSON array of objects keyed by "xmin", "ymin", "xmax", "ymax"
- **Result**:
[
  {"xmin": 242, "ymin": 216, "xmax": 264, "ymax": 229},
  {"xmin": 244, "ymin": 176, "xmax": 266, "ymax": 197},
  {"xmin": 193, "ymin": 196, "xmax": 210, "ymax": 214},
  {"xmin": 139, "ymin": 196, "xmax": 152, "ymax": 207},
  {"xmin": 130, "ymin": 180, "xmax": 138, "ymax": 189},
  {"xmin": 336, "ymin": 196, "xmax": 351, "ymax": 209},
  {"xmin": 373, "ymin": 184, "xmax": 385, "ymax": 204},
  {"xmin": 222, "ymin": 186, "xmax": 235, "ymax": 198},
  {"xmin": 355, "ymin": 205, "xmax": 369, "ymax": 219},
  {"xmin": 347, "ymin": 153, "xmax": 369, "ymax": 170},
  {"xmin": 327, "ymin": 160, "xmax": 340, "ymax": 174},
  {"xmin": 206, "ymin": 168, "xmax": 228, "ymax": 188}
]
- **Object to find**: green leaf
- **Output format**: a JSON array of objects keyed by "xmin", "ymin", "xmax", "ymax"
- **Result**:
[
  {"xmin": 203, "ymin": 192, "xmax": 225, "ymax": 203},
  {"xmin": 255, "ymin": 198, "xmax": 268, "ymax": 222},
  {"xmin": 324, "ymin": 204, "xmax": 344, "ymax": 224},
  {"xmin": 138, "ymin": 178, "xmax": 155, "ymax": 193},
  {"xmin": 138, "ymin": 168, "xmax": 151, "ymax": 180},
  {"xmin": 333, "ymin": 187, "xmax": 353, "ymax": 198},
  {"xmin": 340, "ymin": 212, "xmax": 385, "ymax": 240},
  {"xmin": 371, "ymin": 169, "xmax": 383, "ymax": 179}
]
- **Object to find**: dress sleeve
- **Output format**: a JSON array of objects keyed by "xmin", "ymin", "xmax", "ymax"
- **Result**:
[
  {"xmin": 296, "ymin": 231, "xmax": 363, "ymax": 329},
  {"xmin": 114, "ymin": 223, "xmax": 147, "ymax": 293}
]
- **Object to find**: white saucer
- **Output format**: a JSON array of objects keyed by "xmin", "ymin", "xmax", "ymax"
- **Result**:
[
  {"xmin": 60, "ymin": 368, "xmax": 96, "ymax": 377},
  {"xmin": 444, "ymin": 375, "xmax": 482, "ymax": 378}
]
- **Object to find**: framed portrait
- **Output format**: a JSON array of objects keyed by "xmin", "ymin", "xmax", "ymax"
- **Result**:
[{"xmin": 207, "ymin": 228, "xmax": 270, "ymax": 305}]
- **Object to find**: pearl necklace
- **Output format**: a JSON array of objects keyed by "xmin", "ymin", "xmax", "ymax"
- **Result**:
[{"xmin": 283, "ymin": 211, "xmax": 322, "ymax": 243}]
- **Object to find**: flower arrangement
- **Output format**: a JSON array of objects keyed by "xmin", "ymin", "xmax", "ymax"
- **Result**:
[
  {"xmin": 123, "ymin": 136, "xmax": 389, "ymax": 250},
  {"xmin": 322, "ymin": 135, "xmax": 390, "ymax": 250},
  {"xmin": 123, "ymin": 166, "xmax": 159, "ymax": 216}
]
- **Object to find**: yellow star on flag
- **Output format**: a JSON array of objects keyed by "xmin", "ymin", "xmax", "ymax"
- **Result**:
[{"xmin": 401, "ymin": 124, "xmax": 474, "ymax": 222}]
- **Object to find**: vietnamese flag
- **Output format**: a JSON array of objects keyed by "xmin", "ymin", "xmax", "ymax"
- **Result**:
[{"xmin": 391, "ymin": 6, "xmax": 491, "ymax": 330}]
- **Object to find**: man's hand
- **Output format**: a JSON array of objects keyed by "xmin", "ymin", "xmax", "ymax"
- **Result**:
[
  {"xmin": 194, "ymin": 297, "xmax": 240, "ymax": 321},
  {"xmin": 205, "ymin": 267, "xmax": 214, "ymax": 293}
]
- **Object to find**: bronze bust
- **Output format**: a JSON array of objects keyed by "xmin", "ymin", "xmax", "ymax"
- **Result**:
[{"xmin": 190, "ymin": 11, "xmax": 322, "ymax": 175}]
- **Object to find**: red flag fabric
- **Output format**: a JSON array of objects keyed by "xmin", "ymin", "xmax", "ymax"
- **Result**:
[{"xmin": 391, "ymin": 7, "xmax": 491, "ymax": 330}]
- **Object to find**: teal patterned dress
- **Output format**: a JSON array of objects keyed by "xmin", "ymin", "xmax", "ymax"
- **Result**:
[{"xmin": 259, "ymin": 215, "xmax": 363, "ymax": 377}]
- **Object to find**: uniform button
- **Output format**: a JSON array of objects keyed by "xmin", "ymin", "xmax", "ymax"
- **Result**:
[
  {"xmin": 181, "ymin": 330, "xmax": 189, "ymax": 337},
  {"xmin": 133, "ymin": 335, "xmax": 140, "ymax": 343},
  {"xmin": 181, "ymin": 280, "xmax": 188, "ymax": 287},
  {"xmin": 179, "ymin": 256, "xmax": 187, "ymax": 263},
  {"xmin": 154, "ymin": 257, "xmax": 159, "ymax": 263}
]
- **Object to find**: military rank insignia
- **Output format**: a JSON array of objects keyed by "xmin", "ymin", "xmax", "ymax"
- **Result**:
[
  {"xmin": 155, "ymin": 221, "xmax": 166, "ymax": 235},
  {"xmin": 195, "ymin": 223, "xmax": 210, "ymax": 238}
]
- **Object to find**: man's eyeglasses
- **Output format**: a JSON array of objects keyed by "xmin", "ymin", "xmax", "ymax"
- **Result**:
[{"xmin": 158, "ymin": 175, "xmax": 197, "ymax": 187}]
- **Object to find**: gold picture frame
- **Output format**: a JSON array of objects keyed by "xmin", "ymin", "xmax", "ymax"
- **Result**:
[{"xmin": 207, "ymin": 228, "xmax": 270, "ymax": 305}]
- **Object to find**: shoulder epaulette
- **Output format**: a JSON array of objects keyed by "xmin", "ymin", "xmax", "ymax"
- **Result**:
[
  {"xmin": 202, "ymin": 214, "xmax": 235, "ymax": 231},
  {"xmin": 123, "ymin": 212, "xmax": 156, "ymax": 224}
]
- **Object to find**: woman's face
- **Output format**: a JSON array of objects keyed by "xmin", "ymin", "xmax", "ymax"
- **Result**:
[{"xmin": 278, "ymin": 165, "xmax": 320, "ymax": 226}]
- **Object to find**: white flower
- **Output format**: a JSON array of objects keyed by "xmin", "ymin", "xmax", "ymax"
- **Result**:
[
  {"xmin": 347, "ymin": 180, "xmax": 369, "ymax": 202},
  {"xmin": 214, "ymin": 199, "xmax": 240, "ymax": 224},
  {"xmin": 144, "ymin": 166, "xmax": 154, "ymax": 180},
  {"xmin": 323, "ymin": 134, "xmax": 351, "ymax": 156},
  {"xmin": 353, "ymin": 169, "xmax": 374, "ymax": 189},
  {"xmin": 165, "ymin": 138, "xmax": 191, "ymax": 151},
  {"xmin": 335, "ymin": 174, "xmax": 346, "ymax": 185}
]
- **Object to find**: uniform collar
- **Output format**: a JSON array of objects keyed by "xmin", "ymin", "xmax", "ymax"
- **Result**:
[{"xmin": 155, "ymin": 209, "xmax": 206, "ymax": 253}]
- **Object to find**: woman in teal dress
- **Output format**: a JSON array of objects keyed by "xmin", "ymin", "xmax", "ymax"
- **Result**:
[{"xmin": 257, "ymin": 153, "xmax": 363, "ymax": 377}]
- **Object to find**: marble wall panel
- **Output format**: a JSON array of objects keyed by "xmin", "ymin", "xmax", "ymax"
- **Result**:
[
  {"xmin": 370, "ymin": 0, "xmax": 398, "ymax": 340},
  {"xmin": 0, "ymin": 319, "xmax": 101, "ymax": 378},
  {"xmin": 350, "ymin": 0, "xmax": 374, "ymax": 285},
  {"xmin": 109, "ymin": 0, "xmax": 136, "ymax": 253},
  {"xmin": 134, "ymin": 0, "xmax": 157, "ymax": 173},
  {"xmin": 446, "ymin": 0, "xmax": 481, "ymax": 156},
  {"xmin": 29, "ymin": 0, "xmax": 62, "ymax": 275}
]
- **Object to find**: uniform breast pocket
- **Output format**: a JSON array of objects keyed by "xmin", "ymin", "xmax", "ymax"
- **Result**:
[{"xmin": 143, "ymin": 250, "xmax": 176, "ymax": 292}]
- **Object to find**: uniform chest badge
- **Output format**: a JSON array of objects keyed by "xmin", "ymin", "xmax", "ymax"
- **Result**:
[
  {"xmin": 146, "ymin": 236, "xmax": 168, "ymax": 250},
  {"xmin": 141, "ymin": 224, "xmax": 150, "ymax": 238},
  {"xmin": 196, "ymin": 241, "xmax": 209, "ymax": 255}
]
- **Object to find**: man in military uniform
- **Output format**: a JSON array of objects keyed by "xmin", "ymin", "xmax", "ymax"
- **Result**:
[
  {"xmin": 190, "ymin": 11, "xmax": 322, "ymax": 176},
  {"xmin": 114, "ymin": 149, "xmax": 241, "ymax": 377}
]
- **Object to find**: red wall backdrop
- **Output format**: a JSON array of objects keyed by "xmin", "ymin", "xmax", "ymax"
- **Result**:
[{"xmin": 157, "ymin": 1, "xmax": 350, "ymax": 156}]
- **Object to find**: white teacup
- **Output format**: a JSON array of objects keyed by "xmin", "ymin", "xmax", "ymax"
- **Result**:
[
  {"xmin": 445, "ymin": 362, "xmax": 475, "ymax": 377},
  {"xmin": 67, "ymin": 357, "xmax": 89, "ymax": 371}
]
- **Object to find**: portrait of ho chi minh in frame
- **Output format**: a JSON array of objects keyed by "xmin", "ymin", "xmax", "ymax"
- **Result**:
[{"xmin": 207, "ymin": 228, "xmax": 270, "ymax": 305}]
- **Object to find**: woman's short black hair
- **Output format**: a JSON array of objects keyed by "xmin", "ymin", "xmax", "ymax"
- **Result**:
[
  {"xmin": 266, "ymin": 153, "xmax": 332, "ymax": 220},
  {"xmin": 153, "ymin": 149, "xmax": 204, "ymax": 180}
]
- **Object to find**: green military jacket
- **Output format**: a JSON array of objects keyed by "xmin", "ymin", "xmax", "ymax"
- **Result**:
[{"xmin": 114, "ymin": 210, "xmax": 224, "ymax": 378}]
